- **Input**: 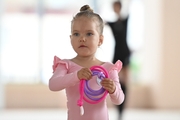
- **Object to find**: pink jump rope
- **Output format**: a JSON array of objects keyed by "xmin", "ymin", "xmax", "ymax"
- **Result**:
[{"xmin": 77, "ymin": 66, "xmax": 109, "ymax": 115}]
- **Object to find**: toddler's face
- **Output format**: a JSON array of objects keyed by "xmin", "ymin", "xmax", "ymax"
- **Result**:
[{"xmin": 70, "ymin": 16, "xmax": 103, "ymax": 57}]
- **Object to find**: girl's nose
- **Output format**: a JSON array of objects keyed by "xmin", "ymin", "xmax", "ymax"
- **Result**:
[{"xmin": 80, "ymin": 37, "xmax": 86, "ymax": 42}]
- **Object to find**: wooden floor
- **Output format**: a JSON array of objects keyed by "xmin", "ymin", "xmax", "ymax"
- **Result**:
[{"xmin": 0, "ymin": 108, "xmax": 180, "ymax": 120}]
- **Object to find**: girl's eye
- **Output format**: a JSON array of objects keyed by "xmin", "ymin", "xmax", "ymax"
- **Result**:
[
  {"xmin": 87, "ymin": 33, "xmax": 93, "ymax": 36},
  {"xmin": 73, "ymin": 33, "xmax": 79, "ymax": 36}
]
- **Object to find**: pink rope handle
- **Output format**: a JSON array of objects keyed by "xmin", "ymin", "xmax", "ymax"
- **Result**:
[
  {"xmin": 77, "ymin": 79, "xmax": 85, "ymax": 107},
  {"xmin": 77, "ymin": 66, "xmax": 109, "ymax": 115}
]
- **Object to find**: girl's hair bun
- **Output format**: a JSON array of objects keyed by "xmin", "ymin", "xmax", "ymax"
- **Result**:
[{"xmin": 80, "ymin": 5, "xmax": 93, "ymax": 12}]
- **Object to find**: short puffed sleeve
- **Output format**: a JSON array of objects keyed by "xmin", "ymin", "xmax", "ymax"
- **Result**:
[
  {"xmin": 52, "ymin": 56, "xmax": 68, "ymax": 73},
  {"xmin": 110, "ymin": 60, "xmax": 123, "ymax": 73}
]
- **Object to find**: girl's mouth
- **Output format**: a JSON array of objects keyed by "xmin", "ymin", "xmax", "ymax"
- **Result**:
[{"xmin": 79, "ymin": 45, "xmax": 86, "ymax": 48}]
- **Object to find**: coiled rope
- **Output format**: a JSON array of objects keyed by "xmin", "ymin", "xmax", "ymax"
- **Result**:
[{"xmin": 77, "ymin": 66, "xmax": 109, "ymax": 115}]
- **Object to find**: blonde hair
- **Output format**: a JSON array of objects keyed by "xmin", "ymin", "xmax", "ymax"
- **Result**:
[{"xmin": 71, "ymin": 5, "xmax": 104, "ymax": 34}]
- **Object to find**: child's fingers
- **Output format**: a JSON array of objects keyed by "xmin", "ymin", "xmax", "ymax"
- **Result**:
[
  {"xmin": 101, "ymin": 79, "xmax": 115, "ymax": 94},
  {"xmin": 78, "ymin": 68, "xmax": 92, "ymax": 80}
]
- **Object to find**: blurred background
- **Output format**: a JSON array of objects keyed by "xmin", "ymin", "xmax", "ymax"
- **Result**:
[{"xmin": 0, "ymin": 0, "xmax": 180, "ymax": 120}]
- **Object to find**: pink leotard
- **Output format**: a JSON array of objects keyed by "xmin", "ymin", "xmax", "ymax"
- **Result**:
[{"xmin": 49, "ymin": 56, "xmax": 125, "ymax": 120}]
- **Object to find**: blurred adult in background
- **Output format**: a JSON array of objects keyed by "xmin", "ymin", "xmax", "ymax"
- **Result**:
[{"xmin": 106, "ymin": 1, "xmax": 131, "ymax": 120}]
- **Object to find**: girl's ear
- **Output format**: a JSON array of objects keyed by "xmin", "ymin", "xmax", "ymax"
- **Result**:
[
  {"xmin": 70, "ymin": 35, "xmax": 72, "ymax": 45},
  {"xmin": 98, "ymin": 35, "xmax": 104, "ymax": 46},
  {"xmin": 70, "ymin": 35, "xmax": 72, "ymax": 41}
]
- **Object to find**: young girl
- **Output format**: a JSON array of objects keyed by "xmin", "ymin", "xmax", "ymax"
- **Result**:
[{"xmin": 49, "ymin": 5, "xmax": 125, "ymax": 120}]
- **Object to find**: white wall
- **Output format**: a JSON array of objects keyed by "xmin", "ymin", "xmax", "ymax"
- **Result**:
[
  {"xmin": 0, "ymin": 0, "xmax": 5, "ymax": 109},
  {"xmin": 158, "ymin": 0, "xmax": 180, "ymax": 108},
  {"xmin": 139, "ymin": 0, "xmax": 180, "ymax": 109}
]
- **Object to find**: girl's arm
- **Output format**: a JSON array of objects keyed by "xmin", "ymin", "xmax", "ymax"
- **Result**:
[
  {"xmin": 108, "ymin": 70, "xmax": 125, "ymax": 105},
  {"xmin": 49, "ymin": 63, "xmax": 79, "ymax": 91}
]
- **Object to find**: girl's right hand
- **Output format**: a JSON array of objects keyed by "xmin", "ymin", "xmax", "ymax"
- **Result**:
[{"xmin": 77, "ymin": 68, "xmax": 92, "ymax": 80}]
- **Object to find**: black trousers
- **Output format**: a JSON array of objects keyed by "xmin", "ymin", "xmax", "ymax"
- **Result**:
[{"xmin": 116, "ymin": 82, "xmax": 127, "ymax": 119}]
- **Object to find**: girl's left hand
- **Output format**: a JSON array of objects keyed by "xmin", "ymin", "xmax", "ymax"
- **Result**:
[{"xmin": 100, "ymin": 78, "xmax": 116, "ymax": 94}]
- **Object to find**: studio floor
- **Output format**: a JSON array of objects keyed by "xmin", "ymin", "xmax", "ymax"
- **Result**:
[{"xmin": 0, "ymin": 108, "xmax": 180, "ymax": 120}]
